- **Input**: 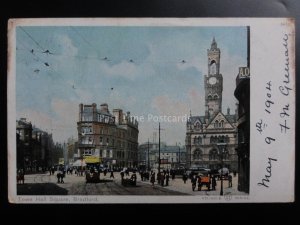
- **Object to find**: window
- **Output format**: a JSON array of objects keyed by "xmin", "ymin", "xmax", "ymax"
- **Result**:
[
  {"xmin": 193, "ymin": 149, "xmax": 203, "ymax": 160},
  {"xmin": 99, "ymin": 136, "xmax": 103, "ymax": 144},
  {"xmin": 220, "ymin": 120, "xmax": 224, "ymax": 128},
  {"xmin": 214, "ymin": 120, "xmax": 219, "ymax": 128},
  {"xmin": 209, "ymin": 149, "xmax": 218, "ymax": 160},
  {"xmin": 210, "ymin": 62, "xmax": 216, "ymax": 75}
]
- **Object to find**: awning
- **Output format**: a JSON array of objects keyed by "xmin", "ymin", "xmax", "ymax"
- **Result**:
[
  {"xmin": 84, "ymin": 155, "xmax": 101, "ymax": 164},
  {"xmin": 72, "ymin": 159, "xmax": 87, "ymax": 167}
]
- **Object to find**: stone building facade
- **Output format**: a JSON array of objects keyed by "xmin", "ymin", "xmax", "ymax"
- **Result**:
[
  {"xmin": 77, "ymin": 103, "xmax": 139, "ymax": 169},
  {"xmin": 16, "ymin": 118, "xmax": 56, "ymax": 171},
  {"xmin": 185, "ymin": 38, "xmax": 238, "ymax": 171},
  {"xmin": 234, "ymin": 27, "xmax": 250, "ymax": 193}
]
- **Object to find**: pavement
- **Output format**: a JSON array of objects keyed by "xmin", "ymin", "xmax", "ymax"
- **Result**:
[{"xmin": 18, "ymin": 171, "xmax": 247, "ymax": 196}]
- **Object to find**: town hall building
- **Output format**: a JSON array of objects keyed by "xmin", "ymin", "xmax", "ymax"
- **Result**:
[{"xmin": 185, "ymin": 38, "xmax": 238, "ymax": 171}]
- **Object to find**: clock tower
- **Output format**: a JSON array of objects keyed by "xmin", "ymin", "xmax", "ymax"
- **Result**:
[{"xmin": 205, "ymin": 37, "xmax": 223, "ymax": 118}]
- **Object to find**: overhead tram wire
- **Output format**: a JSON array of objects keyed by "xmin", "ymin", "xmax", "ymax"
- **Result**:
[
  {"xmin": 17, "ymin": 28, "xmax": 198, "ymax": 90},
  {"xmin": 19, "ymin": 27, "xmax": 46, "ymax": 52}
]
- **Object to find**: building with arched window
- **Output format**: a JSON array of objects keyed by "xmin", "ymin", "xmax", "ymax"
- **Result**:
[{"xmin": 185, "ymin": 38, "xmax": 238, "ymax": 171}]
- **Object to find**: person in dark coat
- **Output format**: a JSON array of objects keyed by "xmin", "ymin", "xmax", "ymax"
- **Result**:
[
  {"xmin": 211, "ymin": 175, "xmax": 217, "ymax": 190},
  {"xmin": 165, "ymin": 173, "xmax": 170, "ymax": 186},
  {"xmin": 228, "ymin": 174, "xmax": 232, "ymax": 187},
  {"xmin": 182, "ymin": 173, "xmax": 188, "ymax": 184},
  {"xmin": 191, "ymin": 175, "xmax": 197, "ymax": 191},
  {"xmin": 150, "ymin": 172, "xmax": 155, "ymax": 187},
  {"xmin": 110, "ymin": 169, "xmax": 115, "ymax": 179}
]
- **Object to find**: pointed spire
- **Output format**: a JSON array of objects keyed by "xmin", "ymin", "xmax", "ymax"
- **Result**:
[
  {"xmin": 190, "ymin": 109, "xmax": 192, "ymax": 117},
  {"xmin": 211, "ymin": 36, "xmax": 218, "ymax": 50}
]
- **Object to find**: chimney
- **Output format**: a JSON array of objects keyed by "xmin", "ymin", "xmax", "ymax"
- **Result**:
[
  {"xmin": 127, "ymin": 111, "xmax": 130, "ymax": 120},
  {"xmin": 100, "ymin": 103, "xmax": 109, "ymax": 113},
  {"xmin": 113, "ymin": 109, "xmax": 123, "ymax": 124}
]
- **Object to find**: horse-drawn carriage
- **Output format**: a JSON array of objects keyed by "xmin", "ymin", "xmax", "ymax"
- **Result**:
[
  {"xmin": 121, "ymin": 173, "xmax": 137, "ymax": 186},
  {"xmin": 198, "ymin": 175, "xmax": 211, "ymax": 191},
  {"xmin": 86, "ymin": 171, "xmax": 100, "ymax": 183}
]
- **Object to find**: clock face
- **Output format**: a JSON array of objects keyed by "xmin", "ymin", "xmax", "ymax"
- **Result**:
[{"xmin": 209, "ymin": 77, "xmax": 217, "ymax": 85}]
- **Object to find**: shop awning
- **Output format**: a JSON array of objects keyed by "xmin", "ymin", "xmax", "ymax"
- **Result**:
[{"xmin": 84, "ymin": 155, "xmax": 101, "ymax": 164}]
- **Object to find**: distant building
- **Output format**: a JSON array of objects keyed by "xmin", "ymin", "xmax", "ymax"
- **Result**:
[
  {"xmin": 138, "ymin": 142, "xmax": 186, "ymax": 170},
  {"xmin": 67, "ymin": 137, "xmax": 78, "ymax": 165},
  {"xmin": 185, "ymin": 38, "xmax": 238, "ymax": 171},
  {"xmin": 16, "ymin": 118, "xmax": 32, "ymax": 170},
  {"xmin": 32, "ymin": 127, "xmax": 54, "ymax": 169},
  {"xmin": 77, "ymin": 103, "xmax": 139, "ymax": 168},
  {"xmin": 16, "ymin": 118, "xmax": 55, "ymax": 171}
]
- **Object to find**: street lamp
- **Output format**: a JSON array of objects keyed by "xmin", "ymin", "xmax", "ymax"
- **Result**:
[
  {"xmin": 217, "ymin": 142, "xmax": 227, "ymax": 196},
  {"xmin": 147, "ymin": 139, "xmax": 150, "ymax": 171},
  {"xmin": 177, "ymin": 142, "xmax": 181, "ymax": 167}
]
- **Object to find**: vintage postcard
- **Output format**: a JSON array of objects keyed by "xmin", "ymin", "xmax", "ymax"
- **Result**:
[{"xmin": 7, "ymin": 18, "xmax": 295, "ymax": 203}]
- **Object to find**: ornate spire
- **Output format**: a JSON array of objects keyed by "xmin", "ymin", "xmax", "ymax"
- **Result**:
[{"xmin": 211, "ymin": 37, "xmax": 218, "ymax": 50}]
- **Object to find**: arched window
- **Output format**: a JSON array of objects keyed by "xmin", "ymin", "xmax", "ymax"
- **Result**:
[
  {"xmin": 210, "ymin": 136, "xmax": 217, "ymax": 144},
  {"xmin": 208, "ymin": 95, "xmax": 212, "ymax": 100},
  {"xmin": 210, "ymin": 61, "xmax": 216, "ymax": 75},
  {"xmin": 220, "ymin": 120, "xmax": 224, "ymax": 128},
  {"xmin": 193, "ymin": 149, "xmax": 203, "ymax": 160},
  {"xmin": 213, "ymin": 94, "xmax": 218, "ymax": 100},
  {"xmin": 198, "ymin": 136, "xmax": 202, "ymax": 144},
  {"xmin": 193, "ymin": 136, "xmax": 197, "ymax": 144},
  {"xmin": 209, "ymin": 149, "xmax": 218, "ymax": 160},
  {"xmin": 223, "ymin": 151, "xmax": 229, "ymax": 160},
  {"xmin": 195, "ymin": 122, "xmax": 201, "ymax": 130},
  {"xmin": 214, "ymin": 120, "xmax": 219, "ymax": 128}
]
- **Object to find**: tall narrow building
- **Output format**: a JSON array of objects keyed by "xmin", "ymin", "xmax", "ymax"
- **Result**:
[{"xmin": 186, "ymin": 38, "xmax": 238, "ymax": 171}]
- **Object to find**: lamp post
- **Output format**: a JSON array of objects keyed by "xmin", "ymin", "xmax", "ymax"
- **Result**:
[
  {"xmin": 217, "ymin": 142, "xmax": 226, "ymax": 196},
  {"xmin": 147, "ymin": 139, "xmax": 150, "ymax": 171},
  {"xmin": 158, "ymin": 123, "xmax": 161, "ymax": 173},
  {"xmin": 178, "ymin": 142, "xmax": 181, "ymax": 167}
]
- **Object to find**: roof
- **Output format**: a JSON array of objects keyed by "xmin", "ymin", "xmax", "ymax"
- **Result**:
[
  {"xmin": 96, "ymin": 109, "xmax": 113, "ymax": 116},
  {"xmin": 188, "ymin": 116, "xmax": 206, "ymax": 124},
  {"xmin": 225, "ymin": 114, "xmax": 236, "ymax": 123}
]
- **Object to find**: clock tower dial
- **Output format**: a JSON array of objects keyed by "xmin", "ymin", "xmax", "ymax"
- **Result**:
[
  {"xmin": 208, "ymin": 77, "xmax": 217, "ymax": 85},
  {"xmin": 205, "ymin": 37, "xmax": 223, "ymax": 118}
]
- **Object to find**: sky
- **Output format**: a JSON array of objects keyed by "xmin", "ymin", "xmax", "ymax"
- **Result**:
[{"xmin": 16, "ymin": 26, "xmax": 247, "ymax": 145}]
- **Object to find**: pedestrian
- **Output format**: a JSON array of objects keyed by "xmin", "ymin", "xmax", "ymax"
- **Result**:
[
  {"xmin": 233, "ymin": 170, "xmax": 237, "ymax": 177},
  {"xmin": 110, "ymin": 169, "xmax": 114, "ymax": 179},
  {"xmin": 182, "ymin": 173, "xmax": 188, "ymax": 184},
  {"xmin": 197, "ymin": 176, "xmax": 202, "ymax": 191},
  {"xmin": 120, "ymin": 171, "xmax": 124, "ymax": 180},
  {"xmin": 211, "ymin": 175, "xmax": 217, "ymax": 190},
  {"xmin": 57, "ymin": 171, "xmax": 61, "ymax": 183},
  {"xmin": 160, "ymin": 173, "xmax": 165, "ymax": 186},
  {"xmin": 191, "ymin": 175, "xmax": 197, "ymax": 191},
  {"xmin": 172, "ymin": 172, "xmax": 175, "ymax": 180},
  {"xmin": 165, "ymin": 173, "xmax": 170, "ymax": 186},
  {"xmin": 150, "ymin": 172, "xmax": 155, "ymax": 187},
  {"xmin": 157, "ymin": 172, "xmax": 161, "ymax": 185},
  {"xmin": 228, "ymin": 174, "xmax": 232, "ymax": 187}
]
